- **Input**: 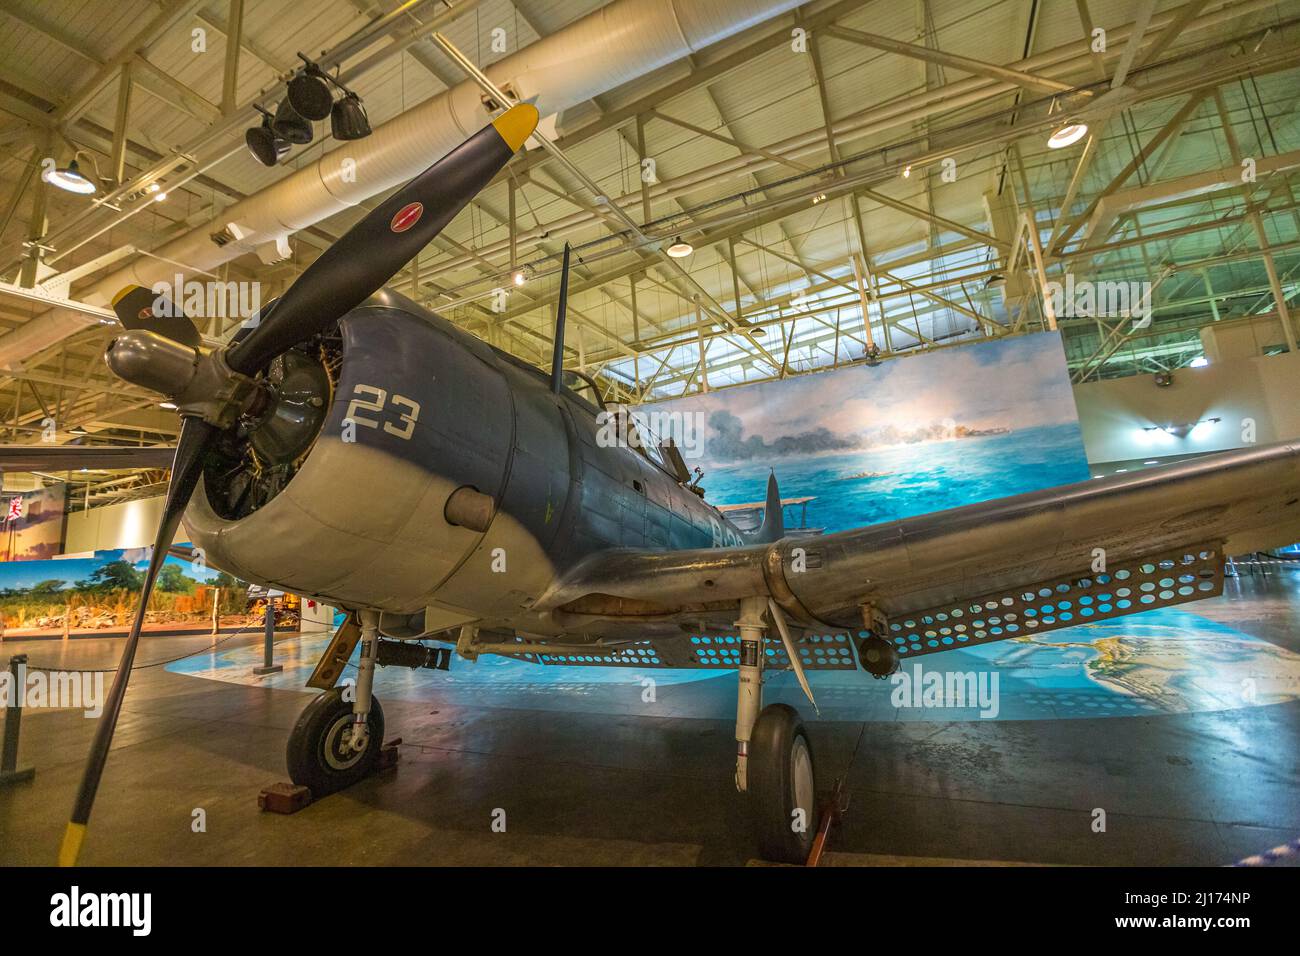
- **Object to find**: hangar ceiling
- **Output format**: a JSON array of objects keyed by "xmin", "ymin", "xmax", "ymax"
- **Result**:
[{"xmin": 0, "ymin": 0, "xmax": 1298, "ymax": 503}]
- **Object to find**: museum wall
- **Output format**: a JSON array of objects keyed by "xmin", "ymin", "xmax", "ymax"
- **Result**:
[
  {"xmin": 1072, "ymin": 350, "xmax": 1300, "ymax": 465},
  {"xmin": 63, "ymin": 495, "xmax": 185, "ymax": 554}
]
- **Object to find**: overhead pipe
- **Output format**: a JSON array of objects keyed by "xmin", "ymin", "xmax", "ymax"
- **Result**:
[{"xmin": 0, "ymin": 0, "xmax": 804, "ymax": 371}]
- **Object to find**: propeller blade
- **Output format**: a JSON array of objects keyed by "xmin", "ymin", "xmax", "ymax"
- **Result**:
[
  {"xmin": 59, "ymin": 415, "xmax": 216, "ymax": 867},
  {"xmin": 111, "ymin": 284, "xmax": 201, "ymax": 348},
  {"xmin": 226, "ymin": 103, "xmax": 539, "ymax": 375}
]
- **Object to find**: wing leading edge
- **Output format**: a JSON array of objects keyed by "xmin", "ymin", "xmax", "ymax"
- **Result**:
[
  {"xmin": 536, "ymin": 441, "xmax": 1300, "ymax": 652},
  {"xmin": 0, "ymin": 445, "xmax": 178, "ymax": 472}
]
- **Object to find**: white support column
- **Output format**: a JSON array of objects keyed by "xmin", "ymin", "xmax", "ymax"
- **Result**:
[
  {"xmin": 734, "ymin": 595, "xmax": 767, "ymax": 792},
  {"xmin": 352, "ymin": 609, "xmax": 380, "ymax": 728}
]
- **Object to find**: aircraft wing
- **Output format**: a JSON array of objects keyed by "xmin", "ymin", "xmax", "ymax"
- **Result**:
[
  {"xmin": 0, "ymin": 445, "xmax": 176, "ymax": 472},
  {"xmin": 536, "ymin": 441, "xmax": 1300, "ymax": 662}
]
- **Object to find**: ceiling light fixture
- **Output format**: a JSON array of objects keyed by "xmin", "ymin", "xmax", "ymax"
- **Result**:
[
  {"xmin": 272, "ymin": 97, "xmax": 314, "ymax": 144},
  {"xmin": 153, "ymin": 191, "xmax": 167, "ymax": 203},
  {"xmin": 666, "ymin": 237, "xmax": 693, "ymax": 258},
  {"xmin": 512, "ymin": 270, "xmax": 526, "ymax": 286},
  {"xmin": 246, "ymin": 104, "xmax": 292, "ymax": 167},
  {"xmin": 41, "ymin": 157, "xmax": 97, "ymax": 195},
  {"xmin": 331, "ymin": 91, "xmax": 371, "ymax": 141},
  {"xmin": 1047, "ymin": 122, "xmax": 1088, "ymax": 149}
]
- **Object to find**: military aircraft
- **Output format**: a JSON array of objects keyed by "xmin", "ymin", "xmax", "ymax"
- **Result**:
[{"xmin": 18, "ymin": 101, "xmax": 1299, "ymax": 866}]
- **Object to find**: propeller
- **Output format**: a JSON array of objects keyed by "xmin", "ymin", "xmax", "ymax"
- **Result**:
[
  {"xmin": 226, "ymin": 103, "xmax": 538, "ymax": 376},
  {"xmin": 110, "ymin": 284, "xmax": 201, "ymax": 348},
  {"xmin": 61, "ymin": 102, "xmax": 539, "ymax": 866}
]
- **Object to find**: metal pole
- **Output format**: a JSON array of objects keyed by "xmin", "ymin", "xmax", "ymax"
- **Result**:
[
  {"xmin": 1, "ymin": 654, "xmax": 35, "ymax": 785},
  {"xmin": 253, "ymin": 598, "xmax": 282, "ymax": 675},
  {"xmin": 550, "ymin": 243, "xmax": 571, "ymax": 393}
]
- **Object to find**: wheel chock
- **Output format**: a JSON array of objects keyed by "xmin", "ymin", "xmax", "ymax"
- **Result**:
[
  {"xmin": 258, "ymin": 782, "xmax": 313, "ymax": 814},
  {"xmin": 376, "ymin": 737, "xmax": 402, "ymax": 771}
]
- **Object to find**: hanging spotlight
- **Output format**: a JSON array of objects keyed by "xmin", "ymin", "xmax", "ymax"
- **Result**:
[
  {"xmin": 290, "ymin": 53, "xmax": 373, "ymax": 142},
  {"xmin": 512, "ymin": 270, "xmax": 526, "ymax": 286},
  {"xmin": 245, "ymin": 105, "xmax": 291, "ymax": 167},
  {"xmin": 330, "ymin": 91, "xmax": 371, "ymax": 141},
  {"xmin": 901, "ymin": 165, "xmax": 912, "ymax": 179},
  {"xmin": 287, "ymin": 60, "xmax": 335, "ymax": 121},
  {"xmin": 666, "ymin": 237, "xmax": 693, "ymax": 258},
  {"xmin": 272, "ymin": 97, "xmax": 314, "ymax": 144},
  {"xmin": 42, "ymin": 157, "xmax": 97, "ymax": 195},
  {"xmin": 1047, "ymin": 121, "xmax": 1088, "ymax": 149},
  {"xmin": 153, "ymin": 191, "xmax": 167, "ymax": 203}
]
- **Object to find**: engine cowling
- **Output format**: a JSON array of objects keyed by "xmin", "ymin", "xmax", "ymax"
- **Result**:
[{"xmin": 184, "ymin": 298, "xmax": 519, "ymax": 612}]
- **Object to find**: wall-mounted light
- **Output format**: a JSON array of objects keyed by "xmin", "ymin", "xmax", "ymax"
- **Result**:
[{"xmin": 1142, "ymin": 417, "xmax": 1221, "ymax": 440}]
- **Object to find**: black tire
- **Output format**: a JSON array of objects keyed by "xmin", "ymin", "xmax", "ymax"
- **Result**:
[
  {"xmin": 748, "ymin": 703, "xmax": 819, "ymax": 864},
  {"xmin": 286, "ymin": 687, "xmax": 385, "ymax": 796}
]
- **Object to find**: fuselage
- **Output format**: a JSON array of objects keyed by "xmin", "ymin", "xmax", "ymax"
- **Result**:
[{"xmin": 183, "ymin": 288, "xmax": 746, "ymax": 638}]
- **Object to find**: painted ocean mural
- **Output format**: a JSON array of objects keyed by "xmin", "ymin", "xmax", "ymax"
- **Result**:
[{"xmin": 636, "ymin": 332, "xmax": 1091, "ymax": 534}]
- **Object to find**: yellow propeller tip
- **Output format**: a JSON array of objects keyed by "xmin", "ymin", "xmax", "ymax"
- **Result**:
[
  {"xmin": 58, "ymin": 822, "xmax": 86, "ymax": 867},
  {"xmin": 493, "ymin": 102, "xmax": 540, "ymax": 152},
  {"xmin": 110, "ymin": 285, "xmax": 144, "ymax": 307}
]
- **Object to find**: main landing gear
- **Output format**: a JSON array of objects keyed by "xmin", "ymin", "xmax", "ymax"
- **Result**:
[
  {"xmin": 287, "ymin": 609, "xmax": 386, "ymax": 795},
  {"xmin": 734, "ymin": 596, "xmax": 819, "ymax": 864}
]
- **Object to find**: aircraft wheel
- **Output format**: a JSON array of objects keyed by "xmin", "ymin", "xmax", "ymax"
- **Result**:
[
  {"xmin": 748, "ymin": 703, "xmax": 819, "ymax": 864},
  {"xmin": 286, "ymin": 687, "xmax": 385, "ymax": 796}
]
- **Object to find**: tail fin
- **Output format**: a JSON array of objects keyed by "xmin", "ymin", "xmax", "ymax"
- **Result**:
[{"xmin": 754, "ymin": 470, "xmax": 785, "ymax": 543}]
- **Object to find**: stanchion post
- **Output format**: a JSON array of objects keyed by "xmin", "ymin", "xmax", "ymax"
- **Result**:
[
  {"xmin": 0, "ymin": 653, "xmax": 35, "ymax": 785},
  {"xmin": 253, "ymin": 600, "xmax": 282, "ymax": 676}
]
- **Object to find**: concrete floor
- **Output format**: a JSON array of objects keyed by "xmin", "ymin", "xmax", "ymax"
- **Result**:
[{"xmin": 1, "ymin": 563, "xmax": 1297, "ymax": 866}]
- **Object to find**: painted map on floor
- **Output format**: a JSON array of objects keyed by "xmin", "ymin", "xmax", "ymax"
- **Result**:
[
  {"xmin": 634, "ymin": 331, "xmax": 1090, "ymax": 534},
  {"xmin": 173, "ymin": 602, "xmax": 1300, "ymax": 722}
]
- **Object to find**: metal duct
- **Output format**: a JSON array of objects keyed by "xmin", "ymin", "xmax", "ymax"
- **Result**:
[{"xmin": 0, "ymin": 0, "xmax": 803, "ymax": 370}]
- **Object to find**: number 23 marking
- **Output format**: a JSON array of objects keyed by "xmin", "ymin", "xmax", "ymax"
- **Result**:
[{"xmin": 345, "ymin": 384, "xmax": 420, "ymax": 440}]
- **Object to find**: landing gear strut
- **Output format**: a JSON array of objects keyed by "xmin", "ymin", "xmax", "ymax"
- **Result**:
[
  {"xmin": 734, "ymin": 596, "xmax": 819, "ymax": 864},
  {"xmin": 287, "ymin": 609, "xmax": 385, "ymax": 795}
]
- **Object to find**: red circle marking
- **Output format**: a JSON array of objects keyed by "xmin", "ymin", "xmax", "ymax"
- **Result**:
[
  {"xmin": 138, "ymin": 307, "xmax": 154, "ymax": 320},
  {"xmin": 390, "ymin": 201, "xmax": 424, "ymax": 233}
]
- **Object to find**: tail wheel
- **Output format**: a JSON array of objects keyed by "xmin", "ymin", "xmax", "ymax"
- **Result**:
[
  {"xmin": 286, "ymin": 687, "xmax": 385, "ymax": 796},
  {"xmin": 748, "ymin": 703, "xmax": 819, "ymax": 864}
]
